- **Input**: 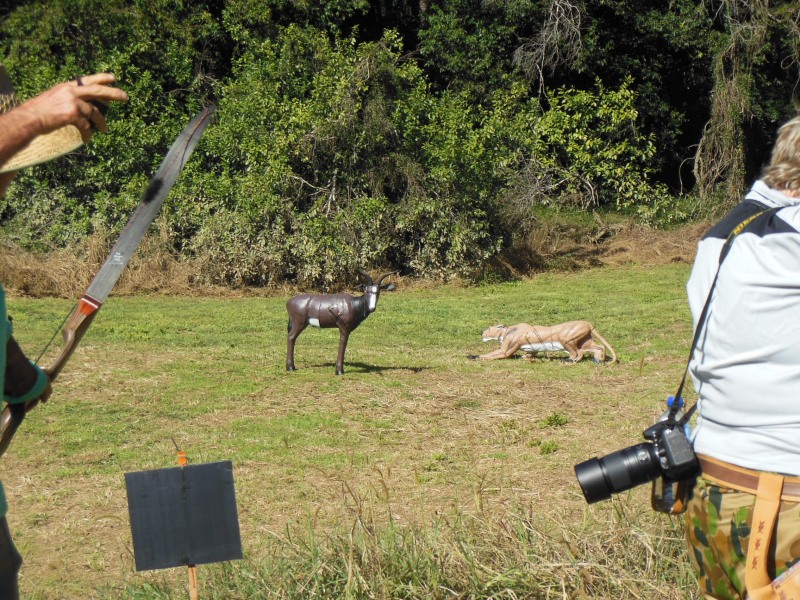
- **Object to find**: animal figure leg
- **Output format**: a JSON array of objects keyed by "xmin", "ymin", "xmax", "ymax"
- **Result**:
[
  {"xmin": 327, "ymin": 306, "xmax": 351, "ymax": 375},
  {"xmin": 563, "ymin": 339, "xmax": 583, "ymax": 362},
  {"xmin": 286, "ymin": 320, "xmax": 308, "ymax": 371},
  {"xmin": 335, "ymin": 330, "xmax": 350, "ymax": 375},
  {"xmin": 477, "ymin": 344, "xmax": 521, "ymax": 360}
]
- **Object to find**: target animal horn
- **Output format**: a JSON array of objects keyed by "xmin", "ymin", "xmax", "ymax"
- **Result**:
[{"xmin": 286, "ymin": 270, "xmax": 397, "ymax": 375}]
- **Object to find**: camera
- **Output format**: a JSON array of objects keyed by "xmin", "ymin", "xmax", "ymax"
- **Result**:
[{"xmin": 574, "ymin": 420, "xmax": 700, "ymax": 504}]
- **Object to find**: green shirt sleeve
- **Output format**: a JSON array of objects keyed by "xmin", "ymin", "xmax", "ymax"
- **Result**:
[
  {"xmin": 0, "ymin": 287, "xmax": 8, "ymax": 403},
  {"xmin": 0, "ymin": 286, "xmax": 48, "ymax": 404},
  {"xmin": 3, "ymin": 364, "xmax": 47, "ymax": 404}
]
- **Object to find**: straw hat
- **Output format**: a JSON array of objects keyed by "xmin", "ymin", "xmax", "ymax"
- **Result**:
[{"xmin": 0, "ymin": 64, "xmax": 84, "ymax": 174}]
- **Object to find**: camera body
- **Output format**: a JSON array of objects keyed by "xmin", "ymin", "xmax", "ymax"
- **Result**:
[{"xmin": 574, "ymin": 419, "xmax": 700, "ymax": 504}]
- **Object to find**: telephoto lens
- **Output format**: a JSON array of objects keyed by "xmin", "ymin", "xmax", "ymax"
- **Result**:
[{"xmin": 574, "ymin": 442, "xmax": 663, "ymax": 503}]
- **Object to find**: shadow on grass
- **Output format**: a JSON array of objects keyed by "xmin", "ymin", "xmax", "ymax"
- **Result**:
[
  {"xmin": 465, "ymin": 353, "xmax": 589, "ymax": 362},
  {"xmin": 308, "ymin": 361, "xmax": 426, "ymax": 374}
]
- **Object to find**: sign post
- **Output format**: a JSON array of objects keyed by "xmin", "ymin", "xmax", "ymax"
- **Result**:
[
  {"xmin": 175, "ymin": 447, "xmax": 199, "ymax": 600},
  {"xmin": 124, "ymin": 447, "xmax": 243, "ymax": 597}
]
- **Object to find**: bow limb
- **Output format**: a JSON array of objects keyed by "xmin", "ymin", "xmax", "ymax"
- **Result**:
[
  {"xmin": 0, "ymin": 295, "xmax": 100, "ymax": 456},
  {"xmin": 44, "ymin": 294, "xmax": 102, "ymax": 382}
]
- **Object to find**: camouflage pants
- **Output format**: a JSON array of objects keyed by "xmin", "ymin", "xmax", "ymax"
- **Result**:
[{"xmin": 685, "ymin": 476, "xmax": 800, "ymax": 600}]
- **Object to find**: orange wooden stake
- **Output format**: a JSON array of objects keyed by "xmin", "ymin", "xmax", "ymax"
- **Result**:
[{"xmin": 175, "ymin": 446, "xmax": 198, "ymax": 600}]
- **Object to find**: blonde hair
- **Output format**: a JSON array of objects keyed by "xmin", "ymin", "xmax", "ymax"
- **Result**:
[{"xmin": 762, "ymin": 116, "xmax": 800, "ymax": 192}]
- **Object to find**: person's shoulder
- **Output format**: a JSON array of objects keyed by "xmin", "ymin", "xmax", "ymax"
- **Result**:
[
  {"xmin": 703, "ymin": 201, "xmax": 770, "ymax": 241},
  {"xmin": 772, "ymin": 205, "xmax": 800, "ymax": 235}
]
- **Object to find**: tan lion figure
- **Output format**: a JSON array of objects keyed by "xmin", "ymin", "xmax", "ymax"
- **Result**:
[{"xmin": 476, "ymin": 321, "xmax": 617, "ymax": 363}]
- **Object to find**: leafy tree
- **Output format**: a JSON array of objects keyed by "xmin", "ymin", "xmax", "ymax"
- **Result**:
[{"xmin": 417, "ymin": 0, "xmax": 540, "ymax": 101}]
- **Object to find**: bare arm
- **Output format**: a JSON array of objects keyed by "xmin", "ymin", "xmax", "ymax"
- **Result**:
[{"xmin": 0, "ymin": 71, "xmax": 128, "ymax": 399}]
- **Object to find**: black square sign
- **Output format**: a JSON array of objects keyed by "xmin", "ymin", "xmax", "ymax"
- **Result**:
[{"xmin": 125, "ymin": 460, "xmax": 243, "ymax": 571}]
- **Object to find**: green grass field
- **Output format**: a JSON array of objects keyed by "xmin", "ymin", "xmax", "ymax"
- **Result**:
[{"xmin": 3, "ymin": 264, "xmax": 700, "ymax": 598}]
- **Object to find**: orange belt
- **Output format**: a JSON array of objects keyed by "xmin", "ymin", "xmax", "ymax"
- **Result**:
[
  {"xmin": 697, "ymin": 455, "xmax": 800, "ymax": 599},
  {"xmin": 698, "ymin": 455, "xmax": 800, "ymax": 502}
]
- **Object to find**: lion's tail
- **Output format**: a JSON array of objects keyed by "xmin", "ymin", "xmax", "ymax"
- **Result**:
[{"xmin": 591, "ymin": 328, "xmax": 618, "ymax": 363}]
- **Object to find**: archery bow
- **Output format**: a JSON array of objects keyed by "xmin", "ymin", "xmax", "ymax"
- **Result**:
[{"xmin": 0, "ymin": 106, "xmax": 216, "ymax": 457}]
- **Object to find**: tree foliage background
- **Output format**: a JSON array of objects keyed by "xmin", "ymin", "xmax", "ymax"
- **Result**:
[{"xmin": 1, "ymin": 0, "xmax": 799, "ymax": 288}]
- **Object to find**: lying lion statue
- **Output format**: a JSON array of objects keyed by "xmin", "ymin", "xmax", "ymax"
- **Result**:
[{"xmin": 474, "ymin": 321, "xmax": 617, "ymax": 363}]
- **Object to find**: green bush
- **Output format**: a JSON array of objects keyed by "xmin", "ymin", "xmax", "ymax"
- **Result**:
[
  {"xmin": 180, "ymin": 27, "xmax": 543, "ymax": 285},
  {"xmin": 534, "ymin": 77, "xmax": 671, "ymax": 211},
  {"xmin": 0, "ymin": 2, "xmax": 714, "ymax": 286}
]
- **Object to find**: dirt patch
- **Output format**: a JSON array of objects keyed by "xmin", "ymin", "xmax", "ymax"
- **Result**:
[
  {"xmin": 597, "ymin": 221, "xmax": 709, "ymax": 267},
  {"xmin": 490, "ymin": 219, "xmax": 710, "ymax": 280}
]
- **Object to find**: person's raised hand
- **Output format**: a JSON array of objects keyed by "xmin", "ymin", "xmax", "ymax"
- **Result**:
[{"xmin": 14, "ymin": 72, "xmax": 128, "ymax": 142}]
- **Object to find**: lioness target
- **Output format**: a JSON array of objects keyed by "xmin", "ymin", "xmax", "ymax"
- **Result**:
[{"xmin": 475, "ymin": 321, "xmax": 617, "ymax": 363}]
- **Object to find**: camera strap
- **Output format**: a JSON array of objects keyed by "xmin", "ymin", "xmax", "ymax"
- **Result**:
[{"xmin": 668, "ymin": 206, "xmax": 780, "ymax": 426}]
